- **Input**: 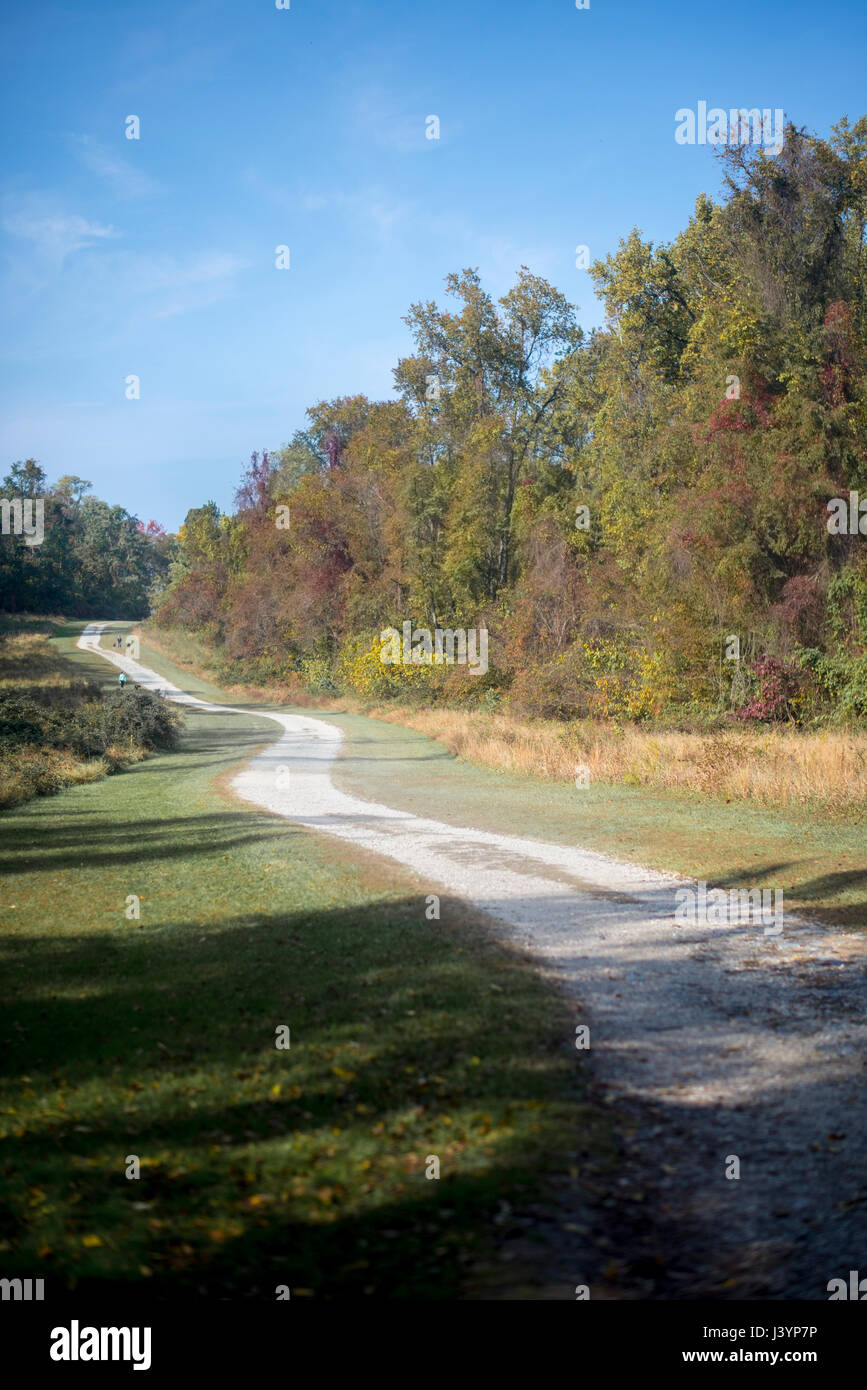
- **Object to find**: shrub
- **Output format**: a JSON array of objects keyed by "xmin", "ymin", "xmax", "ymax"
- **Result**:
[
  {"xmin": 580, "ymin": 638, "xmax": 673, "ymax": 721},
  {"xmin": 337, "ymin": 633, "xmax": 441, "ymax": 701},
  {"xmin": 733, "ymin": 656, "xmax": 803, "ymax": 722},
  {"xmin": 508, "ymin": 653, "xmax": 588, "ymax": 719},
  {"xmin": 0, "ymin": 685, "xmax": 182, "ymax": 758},
  {"xmin": 0, "ymin": 695, "xmax": 62, "ymax": 748},
  {"xmin": 65, "ymin": 686, "xmax": 183, "ymax": 756},
  {"xmin": 299, "ymin": 654, "xmax": 339, "ymax": 694},
  {"xmin": 796, "ymin": 647, "xmax": 867, "ymax": 721}
]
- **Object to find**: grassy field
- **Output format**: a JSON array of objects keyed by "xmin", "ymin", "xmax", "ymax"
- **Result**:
[
  {"xmin": 369, "ymin": 706, "xmax": 867, "ymax": 815},
  {"xmin": 141, "ymin": 624, "xmax": 867, "ymax": 932},
  {"xmin": 327, "ymin": 714, "xmax": 867, "ymax": 932},
  {"xmin": 0, "ymin": 620, "xmax": 608, "ymax": 1299}
]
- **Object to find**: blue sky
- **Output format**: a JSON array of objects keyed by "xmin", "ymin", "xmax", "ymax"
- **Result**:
[{"xmin": 1, "ymin": 0, "xmax": 864, "ymax": 531}]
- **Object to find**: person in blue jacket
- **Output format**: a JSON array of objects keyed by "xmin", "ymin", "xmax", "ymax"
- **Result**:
[{"xmin": 118, "ymin": 672, "xmax": 128, "ymax": 688}]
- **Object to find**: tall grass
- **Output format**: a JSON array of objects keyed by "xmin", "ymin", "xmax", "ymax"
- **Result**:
[
  {"xmin": 366, "ymin": 707, "xmax": 867, "ymax": 815},
  {"xmin": 144, "ymin": 623, "xmax": 867, "ymax": 815}
]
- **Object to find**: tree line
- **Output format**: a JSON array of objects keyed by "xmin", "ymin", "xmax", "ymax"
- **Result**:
[
  {"xmin": 29, "ymin": 117, "xmax": 867, "ymax": 723},
  {"xmin": 0, "ymin": 461, "xmax": 170, "ymax": 619}
]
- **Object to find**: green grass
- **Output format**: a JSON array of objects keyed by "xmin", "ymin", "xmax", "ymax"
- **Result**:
[
  {"xmin": 0, "ymin": 621, "xmax": 607, "ymax": 1299},
  {"xmin": 139, "ymin": 623, "xmax": 867, "ymax": 931},
  {"xmin": 324, "ymin": 716, "xmax": 867, "ymax": 931},
  {"xmin": 0, "ymin": 621, "xmax": 176, "ymax": 810}
]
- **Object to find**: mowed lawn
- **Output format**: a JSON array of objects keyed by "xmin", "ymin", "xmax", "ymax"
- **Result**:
[
  {"xmin": 138, "ymin": 623, "xmax": 867, "ymax": 933},
  {"xmin": 327, "ymin": 716, "xmax": 867, "ymax": 933},
  {"xmin": 0, "ymin": 624, "xmax": 606, "ymax": 1299}
]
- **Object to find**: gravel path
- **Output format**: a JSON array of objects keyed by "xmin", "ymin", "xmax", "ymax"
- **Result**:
[{"xmin": 80, "ymin": 624, "xmax": 867, "ymax": 1298}]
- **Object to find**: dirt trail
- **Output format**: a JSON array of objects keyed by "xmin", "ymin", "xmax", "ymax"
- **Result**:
[{"xmin": 79, "ymin": 623, "xmax": 867, "ymax": 1298}]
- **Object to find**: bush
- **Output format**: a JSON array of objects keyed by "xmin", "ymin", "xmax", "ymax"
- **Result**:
[
  {"xmin": 66, "ymin": 686, "xmax": 183, "ymax": 756},
  {"xmin": 733, "ymin": 655, "xmax": 806, "ymax": 723},
  {"xmin": 508, "ymin": 654, "xmax": 588, "ymax": 720},
  {"xmin": 0, "ymin": 695, "xmax": 62, "ymax": 748},
  {"xmin": 509, "ymin": 639, "xmax": 673, "ymax": 722},
  {"xmin": 796, "ymin": 647, "xmax": 867, "ymax": 721},
  {"xmin": 0, "ymin": 685, "xmax": 183, "ymax": 758},
  {"xmin": 337, "ymin": 634, "xmax": 442, "ymax": 701}
]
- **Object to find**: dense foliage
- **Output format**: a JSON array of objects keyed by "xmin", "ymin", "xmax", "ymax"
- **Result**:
[
  {"xmin": 72, "ymin": 122, "xmax": 867, "ymax": 720},
  {"xmin": 0, "ymin": 462, "xmax": 170, "ymax": 618},
  {"xmin": 0, "ymin": 684, "xmax": 182, "ymax": 759}
]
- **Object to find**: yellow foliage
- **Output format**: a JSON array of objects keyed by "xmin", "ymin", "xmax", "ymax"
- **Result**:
[{"xmin": 337, "ymin": 633, "xmax": 443, "ymax": 699}]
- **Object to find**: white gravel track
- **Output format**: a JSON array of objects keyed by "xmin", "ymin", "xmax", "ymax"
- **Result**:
[{"xmin": 78, "ymin": 622, "xmax": 867, "ymax": 1297}]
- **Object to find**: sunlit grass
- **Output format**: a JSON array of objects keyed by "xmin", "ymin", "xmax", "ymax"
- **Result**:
[
  {"xmin": 0, "ymin": 623, "xmax": 606, "ymax": 1298},
  {"xmin": 367, "ymin": 707, "xmax": 867, "ymax": 816}
]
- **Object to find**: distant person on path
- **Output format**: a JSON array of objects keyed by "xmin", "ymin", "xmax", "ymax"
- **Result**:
[{"xmin": 118, "ymin": 672, "xmax": 128, "ymax": 688}]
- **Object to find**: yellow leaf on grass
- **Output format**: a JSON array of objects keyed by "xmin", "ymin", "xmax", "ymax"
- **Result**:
[{"xmin": 81, "ymin": 1235, "xmax": 102, "ymax": 1248}]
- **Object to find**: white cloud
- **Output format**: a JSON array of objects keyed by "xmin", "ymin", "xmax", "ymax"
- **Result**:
[
  {"xmin": 70, "ymin": 136, "xmax": 161, "ymax": 200},
  {"xmin": 134, "ymin": 251, "xmax": 252, "ymax": 318},
  {"xmin": 2, "ymin": 203, "xmax": 118, "ymax": 268},
  {"xmin": 350, "ymin": 85, "xmax": 456, "ymax": 154},
  {"xmin": 243, "ymin": 167, "xmax": 411, "ymax": 246}
]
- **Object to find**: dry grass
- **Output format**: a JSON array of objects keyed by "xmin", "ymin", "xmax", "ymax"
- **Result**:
[
  {"xmin": 0, "ymin": 630, "xmax": 89, "ymax": 698},
  {"xmin": 142, "ymin": 623, "xmax": 867, "ymax": 815},
  {"xmin": 366, "ymin": 707, "xmax": 867, "ymax": 816},
  {"xmin": 0, "ymin": 627, "xmax": 147, "ymax": 810},
  {"xmin": 0, "ymin": 747, "xmax": 108, "ymax": 810}
]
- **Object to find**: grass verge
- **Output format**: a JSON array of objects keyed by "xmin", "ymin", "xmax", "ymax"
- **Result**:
[
  {"xmin": 0, "ymin": 622, "xmax": 608, "ymax": 1298},
  {"xmin": 140, "ymin": 623, "xmax": 867, "ymax": 931},
  {"xmin": 0, "ymin": 618, "xmax": 178, "ymax": 811}
]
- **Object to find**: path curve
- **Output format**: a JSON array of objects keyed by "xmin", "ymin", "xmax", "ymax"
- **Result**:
[{"xmin": 78, "ymin": 623, "xmax": 867, "ymax": 1298}]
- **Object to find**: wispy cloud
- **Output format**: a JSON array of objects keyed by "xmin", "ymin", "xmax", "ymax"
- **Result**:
[
  {"xmin": 70, "ymin": 136, "xmax": 162, "ymax": 200},
  {"xmin": 1, "ymin": 191, "xmax": 250, "ymax": 339},
  {"xmin": 350, "ymin": 84, "xmax": 456, "ymax": 154},
  {"xmin": 133, "ymin": 250, "xmax": 252, "ymax": 318},
  {"xmin": 242, "ymin": 167, "xmax": 412, "ymax": 246},
  {"xmin": 1, "ymin": 198, "xmax": 118, "ymax": 270},
  {"xmin": 301, "ymin": 186, "xmax": 412, "ymax": 243}
]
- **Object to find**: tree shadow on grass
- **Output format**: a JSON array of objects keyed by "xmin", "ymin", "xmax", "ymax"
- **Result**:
[
  {"xmin": 0, "ymin": 896, "xmax": 600, "ymax": 1298},
  {"xmin": 3, "ymin": 879, "xmax": 867, "ymax": 1299},
  {"xmin": 0, "ymin": 811, "xmax": 294, "ymax": 874}
]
